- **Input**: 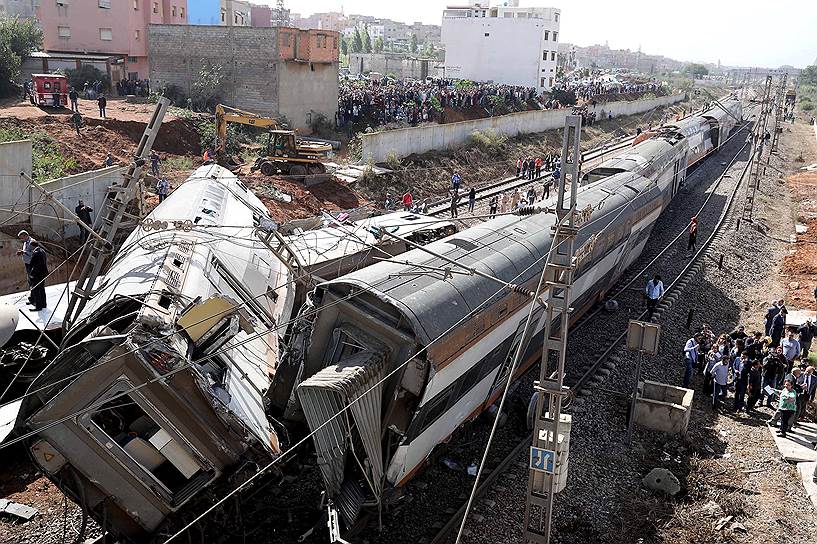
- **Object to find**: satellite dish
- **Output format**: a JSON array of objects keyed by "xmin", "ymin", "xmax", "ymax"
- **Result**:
[{"xmin": 0, "ymin": 304, "xmax": 19, "ymax": 347}]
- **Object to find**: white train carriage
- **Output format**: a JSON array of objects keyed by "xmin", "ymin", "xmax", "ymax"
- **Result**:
[
  {"xmin": 290, "ymin": 134, "xmax": 690, "ymax": 525},
  {"xmin": 17, "ymin": 165, "xmax": 296, "ymax": 540}
]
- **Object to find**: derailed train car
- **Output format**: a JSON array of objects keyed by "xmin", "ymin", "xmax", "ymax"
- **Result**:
[
  {"xmin": 284, "ymin": 131, "xmax": 696, "ymax": 527},
  {"xmin": 11, "ymin": 95, "xmax": 744, "ymax": 541}
]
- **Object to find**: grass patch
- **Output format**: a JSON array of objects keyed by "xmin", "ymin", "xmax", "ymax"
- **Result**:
[
  {"xmin": 162, "ymin": 155, "xmax": 194, "ymax": 172},
  {"xmin": 0, "ymin": 126, "xmax": 77, "ymax": 181},
  {"xmin": 470, "ymin": 129, "xmax": 508, "ymax": 152}
]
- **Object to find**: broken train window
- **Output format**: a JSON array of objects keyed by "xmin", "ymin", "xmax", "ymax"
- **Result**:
[{"xmin": 80, "ymin": 381, "xmax": 214, "ymax": 503}]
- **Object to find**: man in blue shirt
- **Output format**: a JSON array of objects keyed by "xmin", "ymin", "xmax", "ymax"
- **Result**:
[
  {"xmin": 644, "ymin": 274, "xmax": 664, "ymax": 320},
  {"xmin": 451, "ymin": 171, "xmax": 461, "ymax": 191}
]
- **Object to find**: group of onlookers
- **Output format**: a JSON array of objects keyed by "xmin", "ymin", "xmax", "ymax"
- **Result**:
[
  {"xmin": 682, "ymin": 300, "xmax": 816, "ymax": 440},
  {"xmin": 337, "ymin": 78, "xmax": 540, "ymax": 129}
]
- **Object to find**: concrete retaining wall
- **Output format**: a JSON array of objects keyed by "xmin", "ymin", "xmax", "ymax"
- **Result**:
[
  {"xmin": 31, "ymin": 167, "xmax": 123, "ymax": 241},
  {"xmin": 361, "ymin": 93, "xmax": 685, "ymax": 163},
  {"xmin": 0, "ymin": 140, "xmax": 33, "ymax": 225}
]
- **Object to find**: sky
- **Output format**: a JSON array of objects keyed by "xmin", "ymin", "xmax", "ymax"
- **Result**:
[{"xmin": 256, "ymin": 0, "xmax": 817, "ymax": 68}]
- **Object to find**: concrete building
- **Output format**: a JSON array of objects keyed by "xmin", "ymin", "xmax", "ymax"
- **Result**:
[
  {"xmin": 148, "ymin": 25, "xmax": 339, "ymax": 131},
  {"xmin": 0, "ymin": 0, "xmax": 37, "ymax": 18},
  {"xmin": 349, "ymin": 52, "xmax": 442, "ymax": 80},
  {"xmin": 441, "ymin": 0, "xmax": 560, "ymax": 91},
  {"xmin": 28, "ymin": 0, "xmax": 187, "ymax": 82},
  {"xmin": 221, "ymin": 0, "xmax": 251, "ymax": 26}
]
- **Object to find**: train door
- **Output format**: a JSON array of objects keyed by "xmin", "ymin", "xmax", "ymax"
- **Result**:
[
  {"xmin": 672, "ymin": 158, "xmax": 683, "ymax": 196},
  {"xmin": 488, "ymin": 305, "xmax": 545, "ymax": 398}
]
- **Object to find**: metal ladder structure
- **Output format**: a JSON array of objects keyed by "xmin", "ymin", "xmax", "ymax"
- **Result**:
[
  {"xmin": 769, "ymin": 73, "xmax": 788, "ymax": 153},
  {"xmin": 523, "ymin": 115, "xmax": 582, "ymax": 544},
  {"xmin": 740, "ymin": 75, "xmax": 773, "ymax": 226},
  {"xmin": 62, "ymin": 97, "xmax": 171, "ymax": 332}
]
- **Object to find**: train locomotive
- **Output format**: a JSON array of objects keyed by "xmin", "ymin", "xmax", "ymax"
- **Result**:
[{"xmin": 10, "ymin": 98, "xmax": 741, "ymax": 542}]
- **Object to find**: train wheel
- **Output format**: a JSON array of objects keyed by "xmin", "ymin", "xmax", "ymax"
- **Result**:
[{"xmin": 260, "ymin": 161, "xmax": 276, "ymax": 176}]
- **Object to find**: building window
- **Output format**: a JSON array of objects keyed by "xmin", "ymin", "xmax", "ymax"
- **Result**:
[
  {"xmin": 133, "ymin": 0, "xmax": 138, "ymax": 10},
  {"xmin": 551, "ymin": 51, "xmax": 556, "ymax": 61},
  {"xmin": 180, "ymin": 7, "xmax": 184, "ymax": 18},
  {"xmin": 553, "ymin": 31, "xmax": 558, "ymax": 41},
  {"xmin": 128, "ymin": 56, "xmax": 138, "ymax": 63},
  {"xmin": 134, "ymin": 29, "xmax": 140, "ymax": 40},
  {"xmin": 99, "ymin": 27, "xmax": 112, "ymax": 41},
  {"xmin": 555, "ymin": 13, "xmax": 559, "ymax": 22},
  {"xmin": 541, "ymin": 78, "xmax": 545, "ymax": 87},
  {"xmin": 152, "ymin": 2, "xmax": 158, "ymax": 14},
  {"xmin": 316, "ymin": 34, "xmax": 326, "ymax": 48},
  {"xmin": 549, "ymin": 77, "xmax": 554, "ymax": 87},
  {"xmin": 543, "ymin": 50, "xmax": 547, "ymax": 61},
  {"xmin": 98, "ymin": 0, "xmax": 111, "ymax": 8},
  {"xmin": 171, "ymin": 5, "xmax": 176, "ymax": 16},
  {"xmin": 543, "ymin": 30, "xmax": 549, "ymax": 40},
  {"xmin": 484, "ymin": 32, "xmax": 489, "ymax": 37},
  {"xmin": 58, "ymin": 26, "xmax": 71, "ymax": 38}
]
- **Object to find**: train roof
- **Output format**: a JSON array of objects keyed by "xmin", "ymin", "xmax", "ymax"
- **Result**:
[
  {"xmin": 592, "ymin": 138, "xmax": 676, "ymax": 174},
  {"xmin": 319, "ymin": 171, "xmax": 656, "ymax": 348},
  {"xmin": 285, "ymin": 212, "xmax": 455, "ymax": 270}
]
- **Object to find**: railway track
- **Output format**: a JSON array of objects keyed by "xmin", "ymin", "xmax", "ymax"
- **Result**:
[
  {"xmin": 423, "ymin": 112, "xmax": 757, "ymax": 544},
  {"xmin": 425, "ymin": 135, "xmax": 635, "ymax": 217}
]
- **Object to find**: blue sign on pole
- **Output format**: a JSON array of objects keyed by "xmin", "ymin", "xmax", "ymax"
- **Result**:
[{"xmin": 529, "ymin": 446, "xmax": 556, "ymax": 474}]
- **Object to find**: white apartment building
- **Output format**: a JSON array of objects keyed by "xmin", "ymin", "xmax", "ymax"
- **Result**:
[{"xmin": 441, "ymin": 0, "xmax": 560, "ymax": 91}]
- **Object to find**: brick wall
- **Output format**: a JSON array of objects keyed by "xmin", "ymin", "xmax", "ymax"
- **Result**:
[
  {"xmin": 148, "ymin": 24, "xmax": 280, "ymax": 117},
  {"xmin": 149, "ymin": 24, "xmax": 339, "ymax": 130}
]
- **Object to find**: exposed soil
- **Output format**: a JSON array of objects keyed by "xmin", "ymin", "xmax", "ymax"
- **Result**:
[{"xmin": 780, "ymin": 121, "xmax": 817, "ymax": 309}]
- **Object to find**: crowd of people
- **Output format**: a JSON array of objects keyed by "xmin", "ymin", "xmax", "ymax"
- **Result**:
[
  {"xmin": 337, "ymin": 78, "xmax": 540, "ymax": 128},
  {"xmin": 115, "ymin": 79, "xmax": 151, "ymax": 97},
  {"xmin": 553, "ymin": 79, "xmax": 663, "ymax": 103},
  {"xmin": 680, "ymin": 299, "xmax": 817, "ymax": 440}
]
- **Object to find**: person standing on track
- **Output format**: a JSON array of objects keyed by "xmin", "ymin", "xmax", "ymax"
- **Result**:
[
  {"xmin": 500, "ymin": 191, "xmax": 509, "ymax": 214},
  {"xmin": 451, "ymin": 171, "xmax": 461, "ymax": 192},
  {"xmin": 489, "ymin": 195, "xmax": 498, "ymax": 218},
  {"xmin": 450, "ymin": 189, "xmax": 460, "ymax": 218},
  {"xmin": 687, "ymin": 216, "xmax": 698, "ymax": 253},
  {"xmin": 645, "ymin": 274, "xmax": 664, "ymax": 319},
  {"xmin": 683, "ymin": 333, "xmax": 701, "ymax": 388},
  {"xmin": 468, "ymin": 187, "xmax": 476, "ymax": 213}
]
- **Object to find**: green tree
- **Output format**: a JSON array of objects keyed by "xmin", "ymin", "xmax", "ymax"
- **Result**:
[
  {"xmin": 0, "ymin": 16, "xmax": 43, "ymax": 96},
  {"xmin": 684, "ymin": 63, "xmax": 709, "ymax": 79},
  {"xmin": 422, "ymin": 42, "xmax": 435, "ymax": 58},
  {"xmin": 352, "ymin": 27, "xmax": 363, "ymax": 53},
  {"xmin": 340, "ymin": 37, "xmax": 348, "ymax": 56},
  {"xmin": 410, "ymin": 33, "xmax": 418, "ymax": 54},
  {"xmin": 801, "ymin": 65, "xmax": 817, "ymax": 86},
  {"xmin": 373, "ymin": 36, "xmax": 383, "ymax": 53},
  {"xmin": 361, "ymin": 27, "xmax": 372, "ymax": 53},
  {"xmin": 192, "ymin": 60, "xmax": 225, "ymax": 111}
]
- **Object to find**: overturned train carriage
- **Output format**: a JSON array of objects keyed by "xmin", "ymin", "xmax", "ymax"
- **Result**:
[
  {"xmin": 289, "ymin": 131, "xmax": 694, "ymax": 526},
  {"xmin": 17, "ymin": 165, "xmax": 296, "ymax": 540}
]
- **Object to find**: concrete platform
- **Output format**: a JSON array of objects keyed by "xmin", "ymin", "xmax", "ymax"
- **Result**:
[
  {"xmin": 797, "ymin": 462, "xmax": 817, "ymax": 512},
  {"xmin": 768, "ymin": 420, "xmax": 817, "ymax": 463}
]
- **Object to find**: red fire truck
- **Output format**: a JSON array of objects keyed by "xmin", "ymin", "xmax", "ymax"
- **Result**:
[{"xmin": 29, "ymin": 74, "xmax": 68, "ymax": 108}]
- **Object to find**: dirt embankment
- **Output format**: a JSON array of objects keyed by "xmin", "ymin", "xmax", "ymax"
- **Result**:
[{"xmin": 780, "ymin": 122, "xmax": 817, "ymax": 309}]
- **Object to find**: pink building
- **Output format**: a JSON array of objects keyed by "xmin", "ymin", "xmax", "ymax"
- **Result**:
[{"xmin": 34, "ymin": 0, "xmax": 188, "ymax": 82}]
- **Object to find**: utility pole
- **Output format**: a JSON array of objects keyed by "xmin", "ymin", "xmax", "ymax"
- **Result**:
[
  {"xmin": 62, "ymin": 97, "xmax": 170, "ymax": 332},
  {"xmin": 523, "ymin": 115, "xmax": 583, "ymax": 543},
  {"xmin": 740, "ymin": 74, "xmax": 773, "ymax": 227}
]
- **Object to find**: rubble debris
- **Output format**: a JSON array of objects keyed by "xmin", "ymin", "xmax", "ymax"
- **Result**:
[
  {"xmin": 642, "ymin": 467, "xmax": 681, "ymax": 496},
  {"xmin": 0, "ymin": 498, "xmax": 38, "ymax": 521}
]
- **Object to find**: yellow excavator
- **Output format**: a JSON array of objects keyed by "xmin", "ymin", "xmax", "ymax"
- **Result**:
[{"xmin": 214, "ymin": 104, "xmax": 332, "ymax": 178}]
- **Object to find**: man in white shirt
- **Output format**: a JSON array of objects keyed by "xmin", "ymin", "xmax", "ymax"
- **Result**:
[
  {"xmin": 683, "ymin": 333, "xmax": 701, "ymax": 388},
  {"xmin": 645, "ymin": 274, "xmax": 664, "ymax": 320},
  {"xmin": 781, "ymin": 330, "xmax": 801, "ymax": 369},
  {"xmin": 711, "ymin": 357, "xmax": 730, "ymax": 410}
]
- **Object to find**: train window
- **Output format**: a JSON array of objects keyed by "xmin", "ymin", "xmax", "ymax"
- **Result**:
[
  {"xmin": 81, "ymin": 383, "xmax": 212, "ymax": 502},
  {"xmin": 457, "ymin": 362, "xmax": 484, "ymax": 400},
  {"xmin": 418, "ymin": 387, "xmax": 453, "ymax": 433},
  {"xmin": 329, "ymin": 329, "xmax": 366, "ymax": 364},
  {"xmin": 492, "ymin": 307, "xmax": 544, "ymax": 394}
]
